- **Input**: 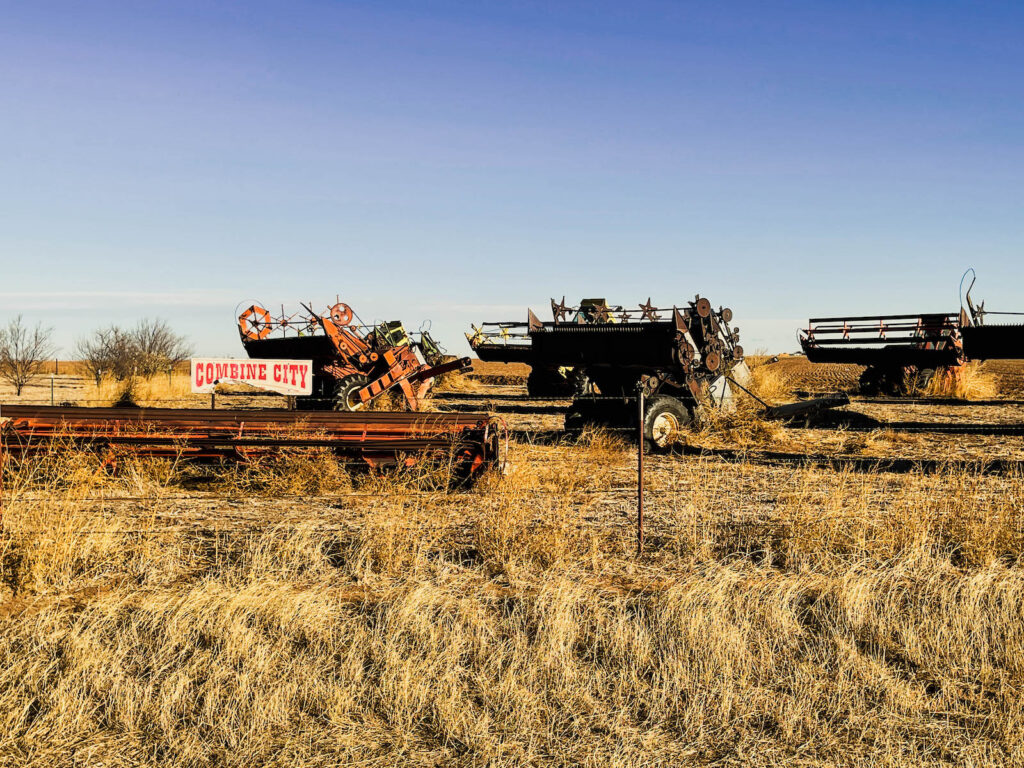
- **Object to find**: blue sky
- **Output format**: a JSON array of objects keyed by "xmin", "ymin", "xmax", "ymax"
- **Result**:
[{"xmin": 1, "ymin": 0, "xmax": 1022, "ymax": 356}]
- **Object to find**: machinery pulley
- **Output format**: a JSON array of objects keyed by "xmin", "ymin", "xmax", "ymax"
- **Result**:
[{"xmin": 329, "ymin": 302, "xmax": 354, "ymax": 326}]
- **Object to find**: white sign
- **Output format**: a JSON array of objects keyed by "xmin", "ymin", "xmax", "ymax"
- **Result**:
[{"xmin": 191, "ymin": 358, "xmax": 314, "ymax": 395}]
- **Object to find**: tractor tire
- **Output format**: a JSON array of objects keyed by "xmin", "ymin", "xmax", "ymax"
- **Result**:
[
  {"xmin": 333, "ymin": 374, "xmax": 370, "ymax": 412},
  {"xmin": 643, "ymin": 395, "xmax": 692, "ymax": 450},
  {"xmin": 915, "ymin": 368, "xmax": 935, "ymax": 394}
]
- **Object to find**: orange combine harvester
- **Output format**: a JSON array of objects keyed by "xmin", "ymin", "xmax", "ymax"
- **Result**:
[{"xmin": 238, "ymin": 298, "xmax": 470, "ymax": 410}]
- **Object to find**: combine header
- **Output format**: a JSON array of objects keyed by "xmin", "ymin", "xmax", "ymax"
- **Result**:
[
  {"xmin": 238, "ymin": 299, "xmax": 469, "ymax": 410},
  {"xmin": 1, "ymin": 406, "xmax": 499, "ymax": 477},
  {"xmin": 799, "ymin": 272, "xmax": 1024, "ymax": 394}
]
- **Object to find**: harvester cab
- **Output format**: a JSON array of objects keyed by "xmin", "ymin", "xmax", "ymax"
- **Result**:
[
  {"xmin": 575, "ymin": 298, "xmax": 619, "ymax": 324},
  {"xmin": 237, "ymin": 299, "xmax": 470, "ymax": 411}
]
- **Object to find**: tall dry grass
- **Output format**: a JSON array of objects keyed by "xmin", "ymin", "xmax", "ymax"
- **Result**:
[
  {"xmin": 1, "ymin": 438, "xmax": 1023, "ymax": 766},
  {"xmin": 926, "ymin": 362, "xmax": 1000, "ymax": 400},
  {"xmin": 82, "ymin": 372, "xmax": 203, "ymax": 408}
]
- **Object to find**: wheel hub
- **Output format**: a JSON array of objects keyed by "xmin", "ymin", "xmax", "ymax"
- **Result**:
[
  {"xmin": 651, "ymin": 412, "xmax": 681, "ymax": 447},
  {"xmin": 346, "ymin": 389, "xmax": 365, "ymax": 411}
]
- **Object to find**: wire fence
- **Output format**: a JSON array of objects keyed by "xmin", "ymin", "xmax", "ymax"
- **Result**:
[
  {"xmin": 3, "ymin": 463, "xmax": 1019, "ymax": 540},
  {"xmin": 3, "ymin": 389, "xmax": 1023, "ymax": 554}
]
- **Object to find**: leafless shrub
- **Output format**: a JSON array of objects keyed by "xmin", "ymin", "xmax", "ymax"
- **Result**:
[
  {"xmin": 75, "ymin": 319, "xmax": 191, "ymax": 382},
  {"xmin": 0, "ymin": 316, "xmax": 56, "ymax": 396},
  {"xmin": 75, "ymin": 325, "xmax": 130, "ymax": 385},
  {"xmin": 130, "ymin": 318, "xmax": 192, "ymax": 376}
]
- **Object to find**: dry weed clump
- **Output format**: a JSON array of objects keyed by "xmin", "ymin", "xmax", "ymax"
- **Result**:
[
  {"xmin": 224, "ymin": 449, "xmax": 354, "ymax": 496},
  {"xmin": 684, "ymin": 359, "xmax": 802, "ymax": 448},
  {"xmin": 746, "ymin": 357, "xmax": 796, "ymax": 404},
  {"xmin": 2, "ymin": 441, "xmax": 1024, "ymax": 765},
  {"xmin": 926, "ymin": 361, "xmax": 1000, "ymax": 400},
  {"xmin": 430, "ymin": 368, "xmax": 484, "ymax": 393},
  {"xmin": 83, "ymin": 372, "xmax": 201, "ymax": 407}
]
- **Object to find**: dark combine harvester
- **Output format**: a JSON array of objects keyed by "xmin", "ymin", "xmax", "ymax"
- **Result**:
[
  {"xmin": 471, "ymin": 297, "xmax": 751, "ymax": 447},
  {"xmin": 799, "ymin": 272, "xmax": 1024, "ymax": 395}
]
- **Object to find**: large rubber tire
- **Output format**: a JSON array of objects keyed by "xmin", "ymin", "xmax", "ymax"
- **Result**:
[
  {"xmin": 643, "ymin": 395, "xmax": 692, "ymax": 450},
  {"xmin": 915, "ymin": 368, "xmax": 935, "ymax": 394},
  {"xmin": 333, "ymin": 374, "xmax": 370, "ymax": 412}
]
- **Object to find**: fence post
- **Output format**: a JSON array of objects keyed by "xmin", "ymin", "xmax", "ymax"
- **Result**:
[
  {"xmin": 50, "ymin": 376, "xmax": 55, "ymax": 406},
  {"xmin": 210, "ymin": 393, "xmax": 215, "ymax": 410},
  {"xmin": 0, "ymin": 404, "xmax": 4, "ymax": 530},
  {"xmin": 637, "ymin": 385, "xmax": 645, "ymax": 557}
]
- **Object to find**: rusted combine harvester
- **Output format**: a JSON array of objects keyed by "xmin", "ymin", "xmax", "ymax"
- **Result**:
[
  {"xmin": 799, "ymin": 313, "xmax": 965, "ymax": 395},
  {"xmin": 472, "ymin": 297, "xmax": 750, "ymax": 446},
  {"xmin": 0, "ymin": 406, "xmax": 499, "ymax": 477},
  {"xmin": 799, "ymin": 273, "xmax": 1024, "ymax": 395},
  {"xmin": 239, "ymin": 299, "xmax": 469, "ymax": 410}
]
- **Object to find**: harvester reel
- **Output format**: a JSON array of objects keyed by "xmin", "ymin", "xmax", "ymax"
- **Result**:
[
  {"xmin": 551, "ymin": 297, "xmax": 570, "ymax": 323},
  {"xmin": 238, "ymin": 305, "xmax": 273, "ymax": 340},
  {"xmin": 639, "ymin": 299, "xmax": 660, "ymax": 321}
]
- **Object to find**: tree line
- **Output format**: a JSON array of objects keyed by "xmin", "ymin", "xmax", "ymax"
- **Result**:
[{"xmin": 0, "ymin": 316, "xmax": 191, "ymax": 395}]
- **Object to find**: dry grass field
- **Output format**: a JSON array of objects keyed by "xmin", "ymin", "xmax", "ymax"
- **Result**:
[{"xmin": 1, "ymin": 359, "xmax": 1024, "ymax": 766}]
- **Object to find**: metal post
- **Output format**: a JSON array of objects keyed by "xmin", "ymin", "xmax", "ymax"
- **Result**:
[
  {"xmin": 637, "ymin": 385, "xmax": 645, "ymax": 557},
  {"xmin": 0, "ymin": 404, "xmax": 4, "ymax": 530},
  {"xmin": 210, "ymin": 392, "xmax": 215, "ymax": 410},
  {"xmin": 50, "ymin": 376, "xmax": 55, "ymax": 406}
]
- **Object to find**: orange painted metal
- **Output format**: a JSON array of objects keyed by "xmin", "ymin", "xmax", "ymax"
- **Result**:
[{"xmin": 238, "ymin": 305, "xmax": 274, "ymax": 340}]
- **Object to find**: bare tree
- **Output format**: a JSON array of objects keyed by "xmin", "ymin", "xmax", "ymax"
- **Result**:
[
  {"xmin": 0, "ymin": 316, "xmax": 57, "ymax": 396},
  {"xmin": 76, "ymin": 326, "xmax": 132, "ymax": 384},
  {"xmin": 76, "ymin": 319, "xmax": 191, "ymax": 382},
  {"xmin": 129, "ymin": 318, "xmax": 192, "ymax": 376}
]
